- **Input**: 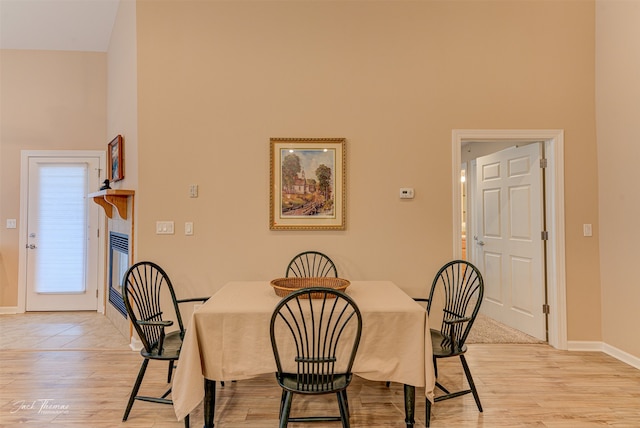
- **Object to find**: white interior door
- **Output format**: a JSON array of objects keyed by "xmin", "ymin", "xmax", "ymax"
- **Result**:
[
  {"xmin": 474, "ymin": 143, "xmax": 546, "ymax": 340},
  {"xmin": 25, "ymin": 156, "xmax": 101, "ymax": 311}
]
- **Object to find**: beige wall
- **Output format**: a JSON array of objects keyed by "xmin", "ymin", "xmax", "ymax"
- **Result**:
[
  {"xmin": 596, "ymin": 1, "xmax": 640, "ymax": 357},
  {"xmin": 0, "ymin": 50, "xmax": 106, "ymax": 307},
  {"xmin": 3, "ymin": 1, "xmax": 626, "ymax": 355},
  {"xmin": 108, "ymin": 0, "xmax": 138, "ymax": 193},
  {"xmin": 103, "ymin": 0, "xmax": 139, "ymax": 335},
  {"xmin": 133, "ymin": 1, "xmax": 602, "ymax": 342}
]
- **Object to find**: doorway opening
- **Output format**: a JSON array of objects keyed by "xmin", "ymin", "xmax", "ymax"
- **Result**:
[
  {"xmin": 452, "ymin": 130, "xmax": 567, "ymax": 350},
  {"xmin": 18, "ymin": 150, "xmax": 106, "ymax": 313}
]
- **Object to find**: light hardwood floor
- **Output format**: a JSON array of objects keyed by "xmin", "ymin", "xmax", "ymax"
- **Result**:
[{"xmin": 1, "ymin": 312, "xmax": 640, "ymax": 427}]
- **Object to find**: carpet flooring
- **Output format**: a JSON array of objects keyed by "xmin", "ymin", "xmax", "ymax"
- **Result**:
[{"xmin": 466, "ymin": 313, "xmax": 546, "ymax": 344}]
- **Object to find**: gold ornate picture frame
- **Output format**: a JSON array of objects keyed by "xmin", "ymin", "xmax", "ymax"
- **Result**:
[{"xmin": 270, "ymin": 138, "xmax": 346, "ymax": 230}]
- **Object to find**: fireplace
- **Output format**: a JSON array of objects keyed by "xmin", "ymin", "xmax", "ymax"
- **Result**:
[{"xmin": 109, "ymin": 231, "xmax": 129, "ymax": 317}]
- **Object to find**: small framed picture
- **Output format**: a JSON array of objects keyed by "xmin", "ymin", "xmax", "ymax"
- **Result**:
[
  {"xmin": 270, "ymin": 138, "xmax": 346, "ymax": 230},
  {"xmin": 108, "ymin": 135, "xmax": 124, "ymax": 182}
]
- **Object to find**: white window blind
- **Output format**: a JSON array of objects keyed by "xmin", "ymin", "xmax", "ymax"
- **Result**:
[{"xmin": 35, "ymin": 163, "xmax": 88, "ymax": 293}]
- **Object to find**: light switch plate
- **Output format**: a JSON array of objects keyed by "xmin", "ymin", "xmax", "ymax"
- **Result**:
[
  {"xmin": 189, "ymin": 184, "xmax": 198, "ymax": 198},
  {"xmin": 185, "ymin": 222, "xmax": 193, "ymax": 236},
  {"xmin": 6, "ymin": 219, "xmax": 17, "ymax": 229},
  {"xmin": 156, "ymin": 221, "xmax": 174, "ymax": 235}
]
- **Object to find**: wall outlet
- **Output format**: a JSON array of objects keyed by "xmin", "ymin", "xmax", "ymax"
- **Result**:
[{"xmin": 399, "ymin": 188, "xmax": 415, "ymax": 199}]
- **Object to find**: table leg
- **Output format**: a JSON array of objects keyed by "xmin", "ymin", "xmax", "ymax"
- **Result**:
[
  {"xmin": 203, "ymin": 379, "xmax": 216, "ymax": 428},
  {"xmin": 403, "ymin": 384, "xmax": 415, "ymax": 427}
]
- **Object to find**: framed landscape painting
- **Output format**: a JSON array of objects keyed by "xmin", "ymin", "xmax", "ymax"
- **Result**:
[{"xmin": 270, "ymin": 138, "xmax": 346, "ymax": 230}]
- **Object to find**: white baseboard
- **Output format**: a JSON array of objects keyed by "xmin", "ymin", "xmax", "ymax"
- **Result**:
[
  {"xmin": 129, "ymin": 336, "xmax": 142, "ymax": 352},
  {"xmin": 0, "ymin": 306, "xmax": 21, "ymax": 314},
  {"xmin": 567, "ymin": 340, "xmax": 603, "ymax": 351},
  {"xmin": 602, "ymin": 343, "xmax": 640, "ymax": 370},
  {"xmin": 568, "ymin": 340, "xmax": 640, "ymax": 370}
]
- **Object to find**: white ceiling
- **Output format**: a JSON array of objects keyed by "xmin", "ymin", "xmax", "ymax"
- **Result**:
[{"xmin": 0, "ymin": 0, "xmax": 120, "ymax": 52}]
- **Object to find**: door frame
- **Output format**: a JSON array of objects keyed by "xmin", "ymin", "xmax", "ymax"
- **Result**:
[
  {"xmin": 452, "ymin": 129, "xmax": 567, "ymax": 350},
  {"xmin": 17, "ymin": 150, "xmax": 106, "ymax": 313}
]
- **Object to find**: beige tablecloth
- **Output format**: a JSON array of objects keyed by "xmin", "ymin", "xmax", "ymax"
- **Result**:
[{"xmin": 173, "ymin": 280, "xmax": 435, "ymax": 420}]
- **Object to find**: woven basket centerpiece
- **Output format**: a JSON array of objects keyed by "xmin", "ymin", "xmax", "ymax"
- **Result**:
[{"xmin": 270, "ymin": 277, "xmax": 350, "ymax": 298}]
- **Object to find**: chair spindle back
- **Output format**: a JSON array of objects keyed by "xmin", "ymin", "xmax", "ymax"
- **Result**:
[
  {"xmin": 123, "ymin": 261, "xmax": 184, "ymax": 354},
  {"xmin": 270, "ymin": 288, "xmax": 362, "ymax": 393},
  {"xmin": 286, "ymin": 251, "xmax": 338, "ymax": 278},
  {"xmin": 427, "ymin": 260, "xmax": 484, "ymax": 350}
]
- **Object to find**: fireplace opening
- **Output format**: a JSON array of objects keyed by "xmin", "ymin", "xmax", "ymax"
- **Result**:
[{"xmin": 109, "ymin": 232, "xmax": 129, "ymax": 317}]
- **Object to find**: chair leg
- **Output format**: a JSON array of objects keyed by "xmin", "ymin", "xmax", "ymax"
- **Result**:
[
  {"xmin": 433, "ymin": 356, "xmax": 439, "ymax": 379},
  {"xmin": 460, "ymin": 354, "xmax": 483, "ymax": 412},
  {"xmin": 337, "ymin": 391, "xmax": 350, "ymax": 428},
  {"xmin": 341, "ymin": 389, "xmax": 350, "ymax": 419},
  {"xmin": 279, "ymin": 391, "xmax": 293, "ymax": 428},
  {"xmin": 435, "ymin": 381, "xmax": 451, "ymax": 394},
  {"xmin": 433, "ymin": 358, "xmax": 453, "ymax": 393},
  {"xmin": 279, "ymin": 390, "xmax": 287, "ymax": 418},
  {"xmin": 168, "ymin": 361, "xmax": 175, "ymax": 383},
  {"xmin": 161, "ymin": 387, "xmax": 172, "ymax": 399},
  {"xmin": 184, "ymin": 413, "xmax": 190, "ymax": 428},
  {"xmin": 425, "ymin": 398, "xmax": 431, "ymax": 427},
  {"xmin": 123, "ymin": 358, "xmax": 149, "ymax": 421}
]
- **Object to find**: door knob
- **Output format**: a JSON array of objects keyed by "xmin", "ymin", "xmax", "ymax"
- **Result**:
[{"xmin": 473, "ymin": 235, "xmax": 485, "ymax": 246}]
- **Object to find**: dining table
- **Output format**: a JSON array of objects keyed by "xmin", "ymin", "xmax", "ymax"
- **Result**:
[{"xmin": 172, "ymin": 280, "xmax": 435, "ymax": 427}]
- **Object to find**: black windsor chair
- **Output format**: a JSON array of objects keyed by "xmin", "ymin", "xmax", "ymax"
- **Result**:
[
  {"xmin": 122, "ymin": 261, "xmax": 210, "ymax": 427},
  {"xmin": 419, "ymin": 260, "xmax": 484, "ymax": 427},
  {"xmin": 270, "ymin": 287, "xmax": 363, "ymax": 428},
  {"xmin": 286, "ymin": 251, "xmax": 338, "ymax": 278}
]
